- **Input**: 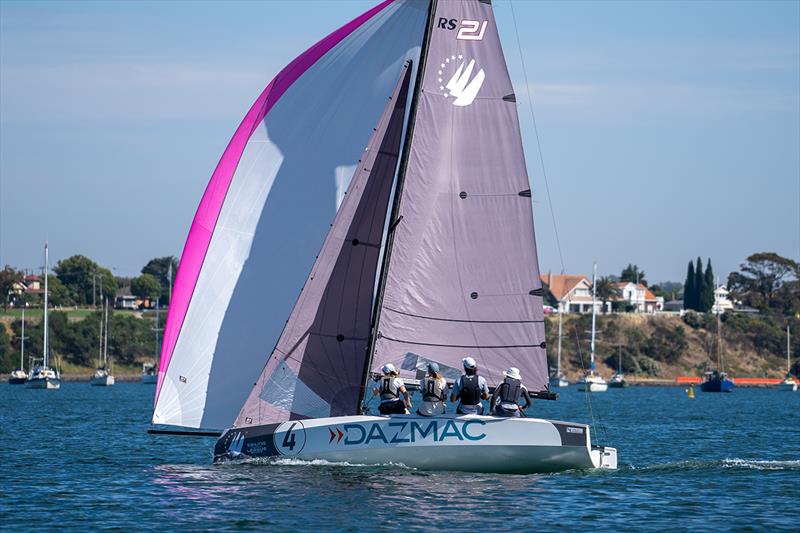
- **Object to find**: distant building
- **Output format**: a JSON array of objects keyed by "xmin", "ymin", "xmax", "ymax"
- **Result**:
[
  {"xmin": 712, "ymin": 285, "xmax": 734, "ymax": 314},
  {"xmin": 614, "ymin": 282, "xmax": 663, "ymax": 313},
  {"xmin": 24, "ymin": 274, "xmax": 41, "ymax": 291},
  {"xmin": 541, "ymin": 273, "xmax": 605, "ymax": 314},
  {"xmin": 115, "ymin": 287, "xmax": 138, "ymax": 310},
  {"xmin": 663, "ymin": 299, "xmax": 684, "ymax": 312}
]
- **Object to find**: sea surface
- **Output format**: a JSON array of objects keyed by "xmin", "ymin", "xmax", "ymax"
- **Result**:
[{"xmin": 1, "ymin": 382, "xmax": 797, "ymax": 531}]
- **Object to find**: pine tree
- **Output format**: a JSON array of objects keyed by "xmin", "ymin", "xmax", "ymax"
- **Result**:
[
  {"xmin": 695, "ymin": 257, "xmax": 706, "ymax": 312},
  {"xmin": 703, "ymin": 258, "xmax": 715, "ymax": 312},
  {"xmin": 684, "ymin": 261, "xmax": 695, "ymax": 310}
]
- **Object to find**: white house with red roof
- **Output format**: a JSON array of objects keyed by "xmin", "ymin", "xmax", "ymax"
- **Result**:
[{"xmin": 540, "ymin": 273, "xmax": 606, "ymax": 314}]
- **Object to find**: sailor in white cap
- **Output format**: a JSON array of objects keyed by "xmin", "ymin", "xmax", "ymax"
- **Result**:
[
  {"xmin": 490, "ymin": 367, "xmax": 531, "ymax": 417},
  {"xmin": 372, "ymin": 363, "xmax": 411, "ymax": 415},
  {"xmin": 450, "ymin": 356, "xmax": 489, "ymax": 415},
  {"xmin": 417, "ymin": 362, "xmax": 447, "ymax": 417}
]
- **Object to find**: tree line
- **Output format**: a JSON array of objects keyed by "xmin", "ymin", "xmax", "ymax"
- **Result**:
[
  {"xmin": 0, "ymin": 255, "xmax": 178, "ymax": 309},
  {"xmin": 683, "ymin": 257, "xmax": 715, "ymax": 312}
]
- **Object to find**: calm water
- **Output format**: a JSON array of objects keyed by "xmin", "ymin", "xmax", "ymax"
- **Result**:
[{"xmin": 1, "ymin": 382, "xmax": 797, "ymax": 531}]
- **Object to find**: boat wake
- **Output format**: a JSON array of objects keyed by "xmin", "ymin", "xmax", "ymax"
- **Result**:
[
  {"xmin": 721, "ymin": 458, "xmax": 800, "ymax": 471},
  {"xmin": 626, "ymin": 458, "xmax": 800, "ymax": 473},
  {"xmin": 226, "ymin": 456, "xmax": 414, "ymax": 470}
]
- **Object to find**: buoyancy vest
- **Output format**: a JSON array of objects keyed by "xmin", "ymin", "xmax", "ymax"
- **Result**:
[
  {"xmin": 498, "ymin": 377, "xmax": 522, "ymax": 406},
  {"xmin": 422, "ymin": 377, "xmax": 446, "ymax": 402},
  {"xmin": 380, "ymin": 376, "xmax": 401, "ymax": 401},
  {"xmin": 459, "ymin": 374, "xmax": 481, "ymax": 405}
]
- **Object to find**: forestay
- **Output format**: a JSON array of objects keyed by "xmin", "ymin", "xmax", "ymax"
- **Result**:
[
  {"xmin": 153, "ymin": 0, "xmax": 428, "ymax": 431},
  {"xmin": 371, "ymin": 0, "xmax": 549, "ymax": 392},
  {"xmin": 234, "ymin": 63, "xmax": 413, "ymax": 427}
]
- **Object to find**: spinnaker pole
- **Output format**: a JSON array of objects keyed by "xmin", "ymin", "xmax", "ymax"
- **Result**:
[{"xmin": 359, "ymin": 0, "xmax": 437, "ymax": 409}]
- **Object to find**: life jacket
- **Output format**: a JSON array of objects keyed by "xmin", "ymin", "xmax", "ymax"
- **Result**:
[
  {"xmin": 459, "ymin": 374, "xmax": 481, "ymax": 405},
  {"xmin": 379, "ymin": 376, "xmax": 400, "ymax": 401},
  {"xmin": 498, "ymin": 377, "xmax": 522, "ymax": 406},
  {"xmin": 422, "ymin": 377, "xmax": 446, "ymax": 402}
]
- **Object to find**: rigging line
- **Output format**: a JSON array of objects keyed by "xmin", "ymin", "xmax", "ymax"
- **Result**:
[
  {"xmin": 572, "ymin": 326, "xmax": 598, "ymax": 445},
  {"xmin": 508, "ymin": 0, "xmax": 566, "ymax": 274}
]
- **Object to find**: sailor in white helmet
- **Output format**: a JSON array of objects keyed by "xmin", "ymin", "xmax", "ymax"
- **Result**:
[
  {"xmin": 490, "ymin": 367, "xmax": 531, "ymax": 418},
  {"xmin": 417, "ymin": 362, "xmax": 447, "ymax": 417},
  {"xmin": 450, "ymin": 356, "xmax": 489, "ymax": 415},
  {"xmin": 372, "ymin": 363, "xmax": 412, "ymax": 415}
]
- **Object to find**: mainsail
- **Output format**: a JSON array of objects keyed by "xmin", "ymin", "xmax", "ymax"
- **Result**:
[
  {"xmin": 154, "ymin": 0, "xmax": 428, "ymax": 430},
  {"xmin": 234, "ymin": 63, "xmax": 412, "ymax": 426},
  {"xmin": 371, "ymin": 0, "xmax": 550, "ymax": 392}
]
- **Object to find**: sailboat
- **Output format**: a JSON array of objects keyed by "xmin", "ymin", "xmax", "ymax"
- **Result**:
[
  {"xmin": 577, "ymin": 263, "xmax": 607, "ymax": 392},
  {"xmin": 90, "ymin": 299, "xmax": 114, "ymax": 386},
  {"xmin": 779, "ymin": 326, "xmax": 797, "ymax": 391},
  {"xmin": 150, "ymin": 0, "xmax": 616, "ymax": 473},
  {"xmin": 8, "ymin": 309, "xmax": 29, "ymax": 384},
  {"xmin": 549, "ymin": 305, "xmax": 569, "ymax": 387},
  {"xmin": 25, "ymin": 243, "xmax": 61, "ymax": 389},
  {"xmin": 608, "ymin": 344, "xmax": 627, "ymax": 388},
  {"xmin": 700, "ymin": 304, "xmax": 734, "ymax": 393}
]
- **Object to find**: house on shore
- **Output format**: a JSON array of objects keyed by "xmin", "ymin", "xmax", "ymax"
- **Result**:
[
  {"xmin": 712, "ymin": 285, "xmax": 735, "ymax": 314},
  {"xmin": 540, "ymin": 273, "xmax": 606, "ymax": 314},
  {"xmin": 614, "ymin": 282, "xmax": 663, "ymax": 313}
]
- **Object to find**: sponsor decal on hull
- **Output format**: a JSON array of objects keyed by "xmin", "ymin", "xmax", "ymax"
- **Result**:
[{"xmin": 326, "ymin": 419, "xmax": 487, "ymax": 447}]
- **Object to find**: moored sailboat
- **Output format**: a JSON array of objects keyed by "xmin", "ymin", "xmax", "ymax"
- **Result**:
[
  {"xmin": 608, "ymin": 345, "xmax": 627, "ymax": 388},
  {"xmin": 150, "ymin": 0, "xmax": 616, "ymax": 473},
  {"xmin": 700, "ymin": 304, "xmax": 734, "ymax": 393},
  {"xmin": 8, "ymin": 309, "xmax": 29, "ymax": 384},
  {"xmin": 778, "ymin": 326, "xmax": 797, "ymax": 391},
  {"xmin": 577, "ymin": 263, "xmax": 607, "ymax": 392},
  {"xmin": 25, "ymin": 243, "xmax": 61, "ymax": 390},
  {"xmin": 90, "ymin": 299, "xmax": 114, "ymax": 386}
]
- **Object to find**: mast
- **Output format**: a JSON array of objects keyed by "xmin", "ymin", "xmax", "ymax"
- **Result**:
[
  {"xmin": 103, "ymin": 298, "xmax": 109, "ymax": 369},
  {"xmin": 20, "ymin": 309, "xmax": 26, "ymax": 371},
  {"xmin": 716, "ymin": 307, "xmax": 722, "ymax": 372},
  {"xmin": 590, "ymin": 262, "xmax": 597, "ymax": 372},
  {"xmin": 358, "ymin": 0, "xmax": 437, "ymax": 407},
  {"xmin": 155, "ymin": 298, "xmax": 161, "ymax": 362},
  {"xmin": 43, "ymin": 242, "xmax": 49, "ymax": 369},
  {"xmin": 556, "ymin": 305, "xmax": 563, "ymax": 376},
  {"xmin": 167, "ymin": 262, "xmax": 172, "ymax": 308},
  {"xmin": 788, "ymin": 325, "xmax": 791, "ymax": 374},
  {"xmin": 98, "ymin": 297, "xmax": 104, "ymax": 367}
]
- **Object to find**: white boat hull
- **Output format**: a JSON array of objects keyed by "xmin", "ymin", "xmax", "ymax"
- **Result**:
[
  {"xmin": 549, "ymin": 377, "xmax": 569, "ymax": 388},
  {"xmin": 578, "ymin": 382, "xmax": 608, "ymax": 392},
  {"xmin": 214, "ymin": 414, "xmax": 617, "ymax": 474},
  {"xmin": 90, "ymin": 374, "xmax": 115, "ymax": 386},
  {"xmin": 25, "ymin": 376, "xmax": 61, "ymax": 389},
  {"xmin": 779, "ymin": 381, "xmax": 797, "ymax": 391}
]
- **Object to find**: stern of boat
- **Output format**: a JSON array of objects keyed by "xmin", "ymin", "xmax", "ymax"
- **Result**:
[{"xmin": 591, "ymin": 445, "xmax": 618, "ymax": 469}]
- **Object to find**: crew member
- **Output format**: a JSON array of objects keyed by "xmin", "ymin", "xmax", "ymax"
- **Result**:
[
  {"xmin": 450, "ymin": 356, "xmax": 489, "ymax": 415},
  {"xmin": 490, "ymin": 367, "xmax": 531, "ymax": 417},
  {"xmin": 372, "ymin": 363, "xmax": 411, "ymax": 415},
  {"xmin": 417, "ymin": 362, "xmax": 447, "ymax": 416}
]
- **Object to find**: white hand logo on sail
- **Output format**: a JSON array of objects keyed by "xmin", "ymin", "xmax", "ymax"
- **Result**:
[{"xmin": 443, "ymin": 59, "xmax": 485, "ymax": 107}]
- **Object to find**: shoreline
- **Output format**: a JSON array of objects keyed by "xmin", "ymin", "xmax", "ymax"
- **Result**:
[{"xmin": 0, "ymin": 373, "xmax": 785, "ymax": 387}]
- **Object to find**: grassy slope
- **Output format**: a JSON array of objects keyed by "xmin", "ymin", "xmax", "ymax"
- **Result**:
[{"xmin": 545, "ymin": 313, "xmax": 793, "ymax": 380}]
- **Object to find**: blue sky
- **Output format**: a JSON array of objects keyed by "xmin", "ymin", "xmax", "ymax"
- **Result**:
[{"xmin": 1, "ymin": 0, "xmax": 798, "ymax": 283}]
